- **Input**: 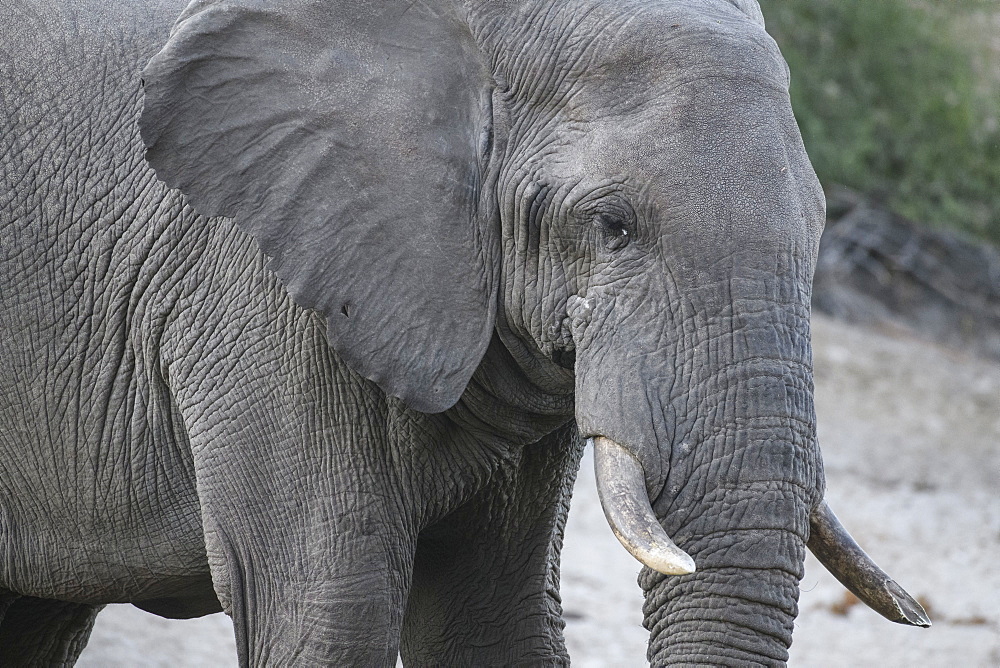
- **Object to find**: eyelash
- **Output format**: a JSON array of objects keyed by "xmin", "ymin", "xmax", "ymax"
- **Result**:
[{"xmin": 595, "ymin": 212, "xmax": 632, "ymax": 251}]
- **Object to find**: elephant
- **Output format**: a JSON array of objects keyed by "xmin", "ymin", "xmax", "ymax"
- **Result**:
[{"xmin": 0, "ymin": 0, "xmax": 930, "ymax": 664}]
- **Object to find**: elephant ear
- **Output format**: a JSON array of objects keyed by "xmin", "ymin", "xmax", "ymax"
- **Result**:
[{"xmin": 141, "ymin": 0, "xmax": 497, "ymax": 413}]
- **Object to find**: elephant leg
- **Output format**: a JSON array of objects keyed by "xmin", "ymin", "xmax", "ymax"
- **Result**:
[
  {"xmin": 171, "ymin": 376, "xmax": 417, "ymax": 665},
  {"xmin": 400, "ymin": 423, "xmax": 584, "ymax": 667},
  {"xmin": 0, "ymin": 592, "xmax": 103, "ymax": 667},
  {"xmin": 157, "ymin": 291, "xmax": 429, "ymax": 664},
  {"xmin": 204, "ymin": 514, "xmax": 412, "ymax": 668},
  {"xmin": 0, "ymin": 590, "xmax": 13, "ymax": 620},
  {"xmin": 185, "ymin": 420, "xmax": 416, "ymax": 668}
]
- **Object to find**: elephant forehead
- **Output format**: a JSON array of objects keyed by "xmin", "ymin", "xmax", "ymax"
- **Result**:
[
  {"xmin": 552, "ymin": 81, "xmax": 805, "ymax": 196},
  {"xmin": 547, "ymin": 92, "xmax": 824, "ymax": 259},
  {"xmin": 554, "ymin": 1, "xmax": 787, "ymax": 110}
]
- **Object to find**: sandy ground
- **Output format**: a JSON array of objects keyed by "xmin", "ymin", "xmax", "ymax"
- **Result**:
[{"xmin": 77, "ymin": 314, "xmax": 1000, "ymax": 666}]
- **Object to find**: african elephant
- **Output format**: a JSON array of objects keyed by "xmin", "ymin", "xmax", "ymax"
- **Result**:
[{"xmin": 0, "ymin": 0, "xmax": 929, "ymax": 664}]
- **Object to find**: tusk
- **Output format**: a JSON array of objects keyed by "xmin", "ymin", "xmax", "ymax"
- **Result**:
[
  {"xmin": 808, "ymin": 501, "xmax": 931, "ymax": 627},
  {"xmin": 591, "ymin": 436, "xmax": 696, "ymax": 575}
]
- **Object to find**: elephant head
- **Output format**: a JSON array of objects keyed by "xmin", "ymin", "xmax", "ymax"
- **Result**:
[{"xmin": 141, "ymin": 0, "xmax": 928, "ymax": 663}]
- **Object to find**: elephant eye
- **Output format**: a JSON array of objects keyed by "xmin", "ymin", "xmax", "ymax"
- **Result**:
[{"xmin": 595, "ymin": 212, "xmax": 632, "ymax": 251}]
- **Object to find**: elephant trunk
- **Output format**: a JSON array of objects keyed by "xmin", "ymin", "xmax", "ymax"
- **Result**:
[
  {"xmin": 577, "ymin": 274, "xmax": 928, "ymax": 662},
  {"xmin": 572, "ymin": 273, "xmax": 823, "ymax": 664},
  {"xmin": 639, "ymin": 471, "xmax": 811, "ymax": 665},
  {"xmin": 642, "ymin": 355, "xmax": 816, "ymax": 665}
]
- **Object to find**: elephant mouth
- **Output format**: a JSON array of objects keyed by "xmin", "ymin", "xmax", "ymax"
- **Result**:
[{"xmin": 592, "ymin": 435, "xmax": 931, "ymax": 627}]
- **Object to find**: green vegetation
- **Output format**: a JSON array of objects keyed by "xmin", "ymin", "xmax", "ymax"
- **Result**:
[{"xmin": 759, "ymin": 0, "xmax": 1000, "ymax": 245}]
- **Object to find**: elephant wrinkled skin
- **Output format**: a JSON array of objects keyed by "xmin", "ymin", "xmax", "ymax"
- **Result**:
[{"xmin": 0, "ymin": 0, "xmax": 927, "ymax": 665}]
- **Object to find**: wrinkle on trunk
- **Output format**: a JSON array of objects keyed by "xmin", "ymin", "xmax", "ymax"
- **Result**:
[
  {"xmin": 640, "ymin": 484, "xmax": 810, "ymax": 666},
  {"xmin": 637, "ymin": 356, "xmax": 819, "ymax": 664}
]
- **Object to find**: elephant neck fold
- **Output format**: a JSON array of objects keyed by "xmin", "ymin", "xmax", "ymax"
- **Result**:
[{"xmin": 444, "ymin": 324, "xmax": 575, "ymax": 452}]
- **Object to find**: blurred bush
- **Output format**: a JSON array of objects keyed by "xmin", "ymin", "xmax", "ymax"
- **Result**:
[{"xmin": 760, "ymin": 0, "xmax": 1000, "ymax": 245}]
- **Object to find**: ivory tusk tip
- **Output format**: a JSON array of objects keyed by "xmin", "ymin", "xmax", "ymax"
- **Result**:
[
  {"xmin": 886, "ymin": 580, "xmax": 932, "ymax": 628},
  {"xmin": 644, "ymin": 550, "xmax": 696, "ymax": 576},
  {"xmin": 608, "ymin": 526, "xmax": 697, "ymax": 575}
]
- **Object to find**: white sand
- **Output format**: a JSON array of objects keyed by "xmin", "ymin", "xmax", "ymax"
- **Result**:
[{"xmin": 78, "ymin": 315, "xmax": 1000, "ymax": 666}]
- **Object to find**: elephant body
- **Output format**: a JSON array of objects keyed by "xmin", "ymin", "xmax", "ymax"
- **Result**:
[
  {"xmin": 1, "ymin": 0, "xmax": 927, "ymax": 665},
  {"xmin": 1, "ymin": 0, "xmax": 213, "ymax": 609},
  {"xmin": 3, "ymin": 3, "xmax": 580, "ymax": 663}
]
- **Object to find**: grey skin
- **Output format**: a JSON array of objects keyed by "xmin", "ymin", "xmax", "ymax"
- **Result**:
[{"xmin": 0, "ymin": 0, "xmax": 928, "ymax": 665}]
